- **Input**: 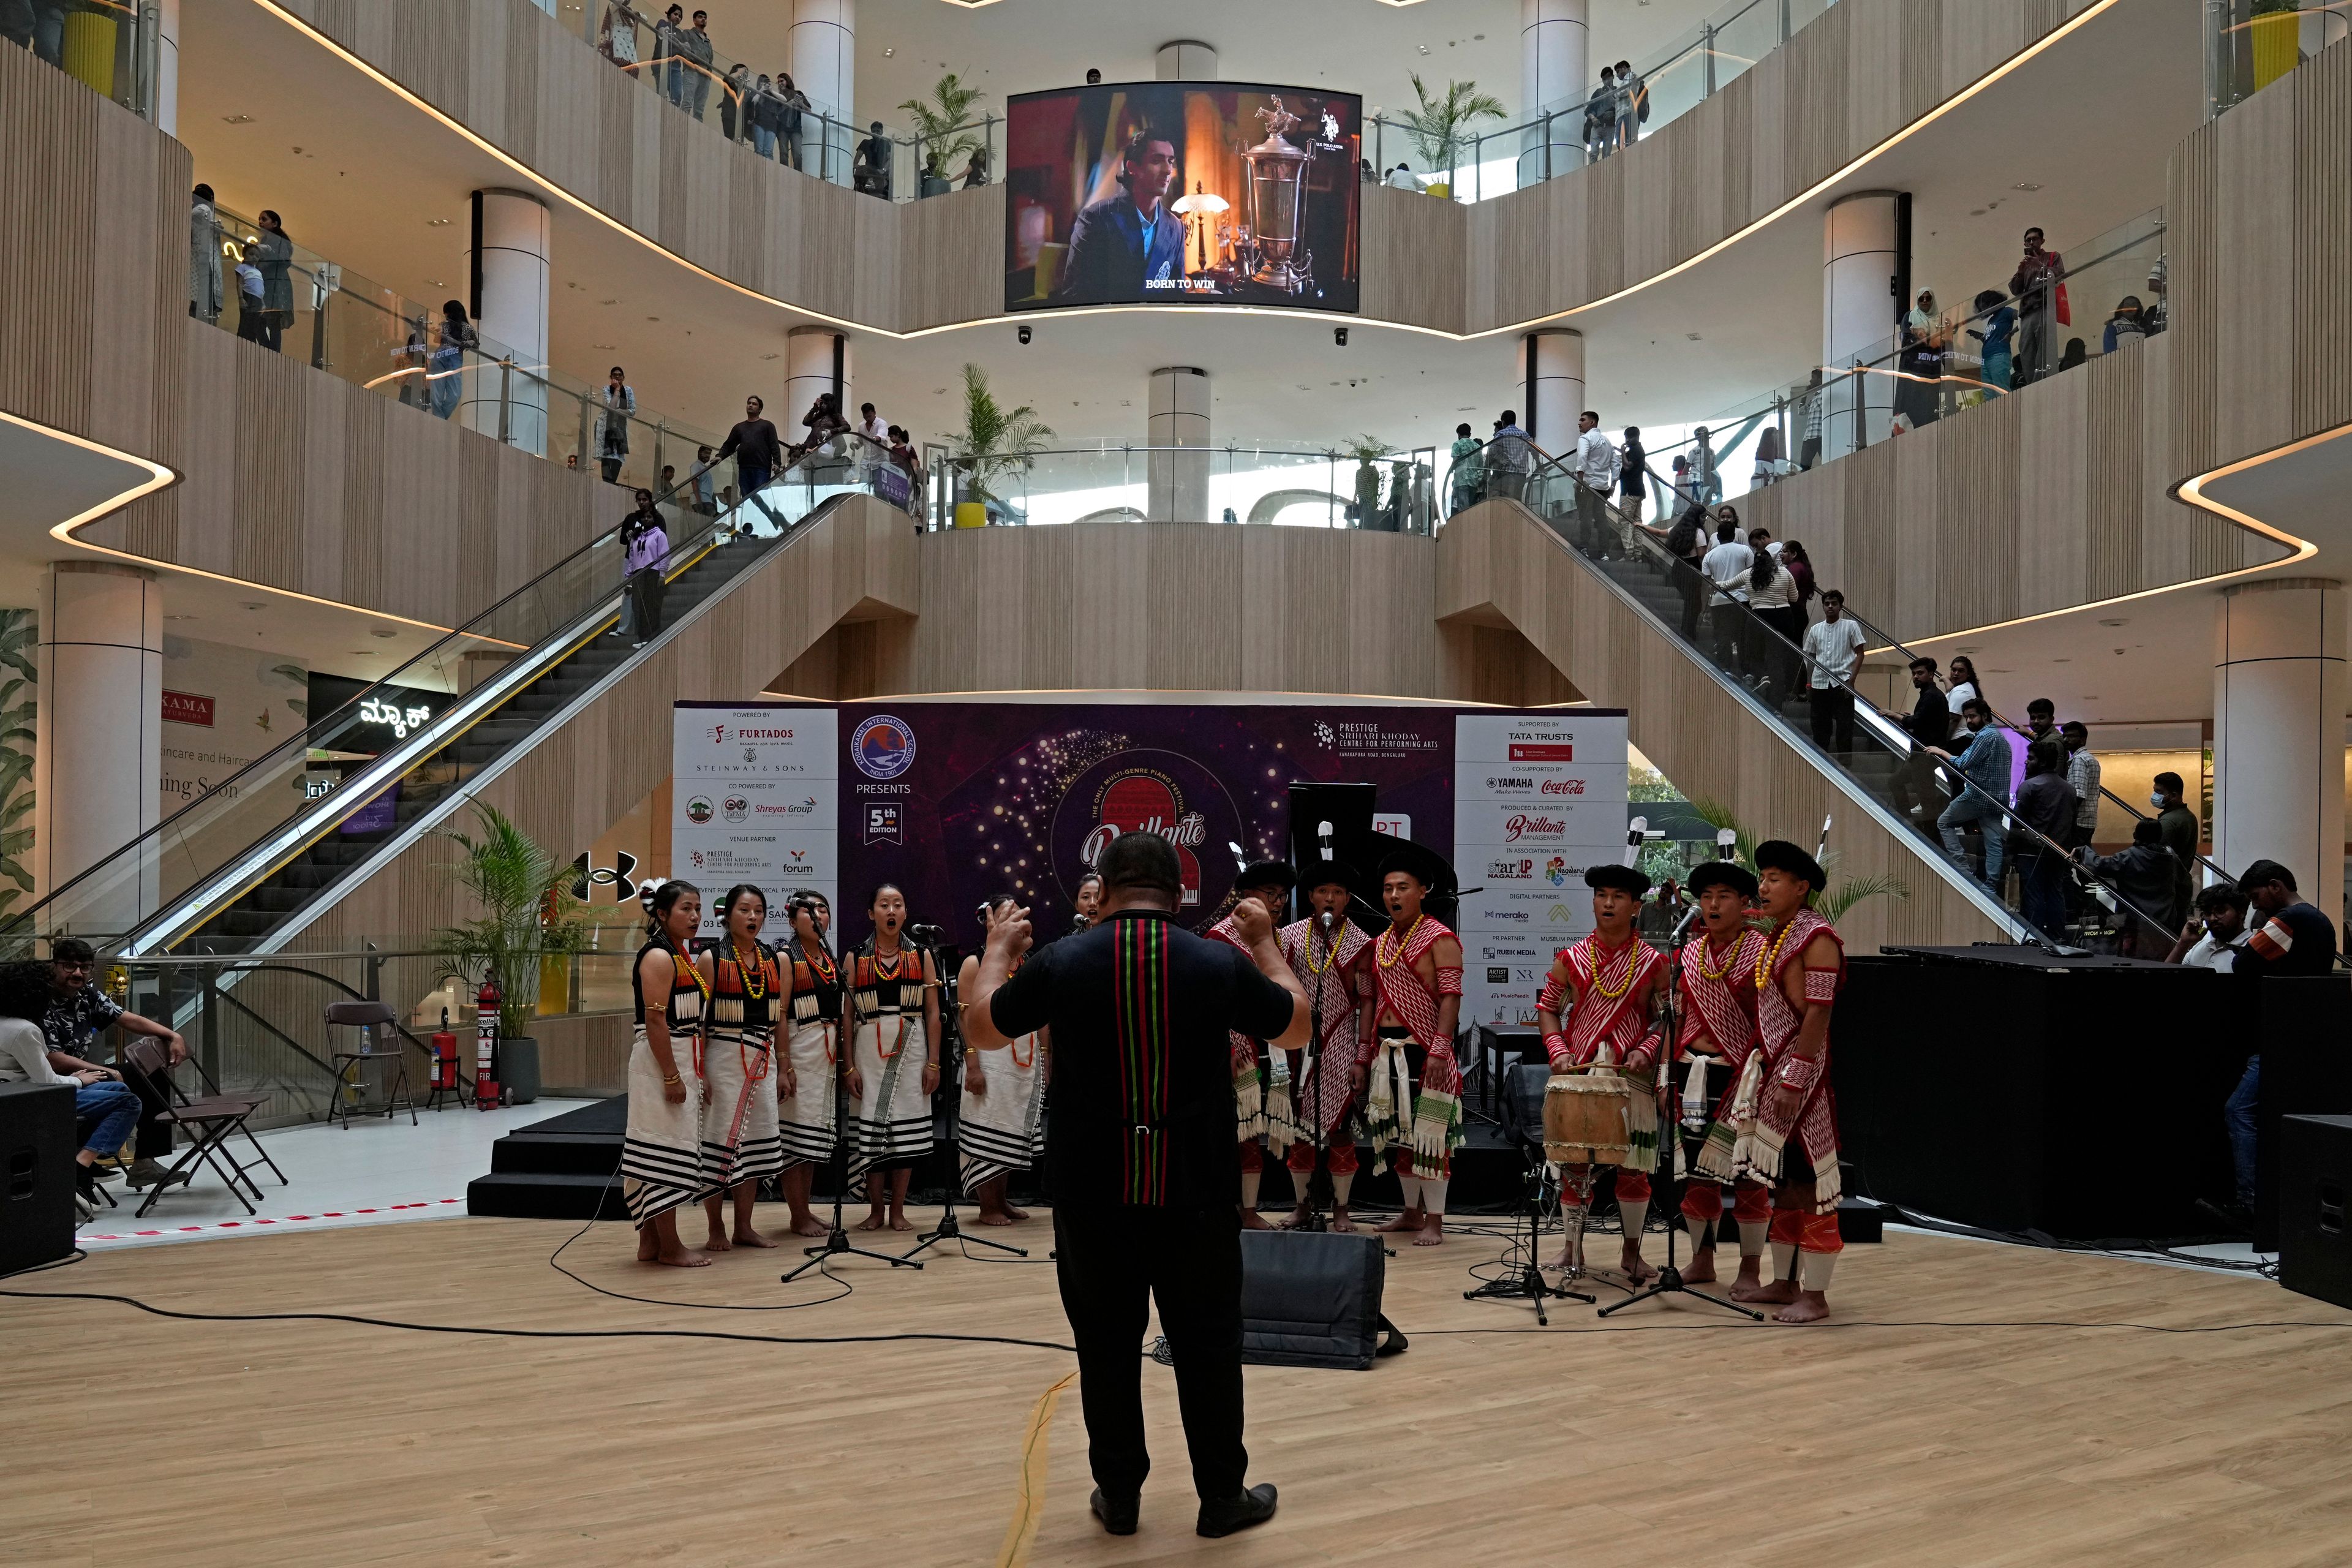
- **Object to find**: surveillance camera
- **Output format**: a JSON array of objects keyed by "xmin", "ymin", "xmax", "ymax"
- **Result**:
[
  {"xmin": 1334, "ymin": 327, "xmax": 1349, "ymax": 347},
  {"xmin": 1017, "ymin": 325, "xmax": 1033, "ymax": 345}
]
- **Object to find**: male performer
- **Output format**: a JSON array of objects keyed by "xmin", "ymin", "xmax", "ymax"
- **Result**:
[
  {"xmin": 1356, "ymin": 846, "xmax": 1464, "ymax": 1247},
  {"xmin": 1536, "ymin": 864, "xmax": 1669, "ymax": 1280},
  {"xmin": 1278, "ymin": 863, "xmax": 1373, "ymax": 1231},
  {"xmin": 1725, "ymin": 840, "xmax": 1845, "ymax": 1324},
  {"xmin": 1675, "ymin": 861, "xmax": 1773, "ymax": 1297},
  {"xmin": 1054, "ymin": 127, "xmax": 1186, "ymax": 305},
  {"xmin": 1209, "ymin": 860, "xmax": 1297, "ymax": 1229}
]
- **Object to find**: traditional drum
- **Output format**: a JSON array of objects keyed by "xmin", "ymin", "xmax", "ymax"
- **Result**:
[{"xmin": 1544, "ymin": 1069, "xmax": 1635, "ymax": 1166}]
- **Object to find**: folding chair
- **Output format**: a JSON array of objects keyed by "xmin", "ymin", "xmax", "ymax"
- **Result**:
[
  {"xmin": 324, "ymin": 1000, "xmax": 417, "ymax": 1130},
  {"xmin": 122, "ymin": 1038, "xmax": 285, "ymax": 1219}
]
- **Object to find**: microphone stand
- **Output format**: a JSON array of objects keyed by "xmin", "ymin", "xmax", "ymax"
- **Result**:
[
  {"xmin": 783, "ymin": 921, "xmax": 922, "ymax": 1280},
  {"xmin": 1597, "ymin": 902, "xmax": 1762, "ymax": 1321},
  {"xmin": 1286, "ymin": 912, "xmax": 1343, "ymax": 1234},
  {"xmin": 905, "ymin": 942, "xmax": 1028, "ymax": 1260}
]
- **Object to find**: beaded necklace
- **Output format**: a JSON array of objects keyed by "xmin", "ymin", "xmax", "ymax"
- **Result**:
[
  {"xmin": 798, "ymin": 937, "xmax": 836, "ymax": 987},
  {"xmin": 1581, "ymin": 932, "xmax": 1640, "ymax": 1000},
  {"xmin": 1697, "ymin": 928, "xmax": 1747, "ymax": 982},
  {"xmin": 872, "ymin": 941, "xmax": 907, "ymax": 982},
  {"xmin": 730, "ymin": 938, "xmax": 767, "ymax": 1000},
  {"xmin": 1754, "ymin": 915, "xmax": 1800, "ymax": 992},
  {"xmin": 1376, "ymin": 913, "xmax": 1425, "ymax": 970},
  {"xmin": 1305, "ymin": 918, "xmax": 1343, "ymax": 976}
]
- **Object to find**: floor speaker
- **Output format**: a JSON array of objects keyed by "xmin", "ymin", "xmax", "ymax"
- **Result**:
[
  {"xmin": 0, "ymin": 1083, "xmax": 78, "ymax": 1279},
  {"xmin": 1238, "ymin": 1229, "xmax": 1398, "ymax": 1370},
  {"xmin": 2277, "ymin": 1114, "xmax": 2352, "ymax": 1311}
]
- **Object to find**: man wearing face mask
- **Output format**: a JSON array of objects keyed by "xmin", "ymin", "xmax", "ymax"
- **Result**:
[
  {"xmin": 1926, "ymin": 698, "xmax": 2013, "ymax": 894},
  {"xmin": 2152, "ymin": 772, "xmax": 2199, "ymax": 927}
]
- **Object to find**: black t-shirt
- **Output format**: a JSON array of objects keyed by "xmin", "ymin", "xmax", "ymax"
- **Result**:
[
  {"xmin": 2239, "ymin": 900, "xmax": 2339, "ymax": 979},
  {"xmin": 719, "ymin": 417, "xmax": 783, "ymax": 473},
  {"xmin": 1906, "ymin": 683, "xmax": 1950, "ymax": 747},
  {"xmin": 989, "ymin": 908, "xmax": 1294, "ymax": 1212}
]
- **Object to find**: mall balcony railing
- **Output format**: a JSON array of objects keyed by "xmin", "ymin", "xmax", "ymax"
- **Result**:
[
  {"xmin": 3, "ymin": 434, "xmax": 899, "ymax": 961},
  {"xmin": 582, "ymin": 1, "xmax": 1004, "ymax": 202},
  {"xmin": 1513, "ymin": 451, "xmax": 2192, "ymax": 956},
  {"xmin": 918, "ymin": 444, "xmax": 1440, "ymax": 534},
  {"xmin": 2, "ymin": 0, "xmax": 165, "ymax": 121},
  {"xmin": 196, "ymin": 200, "xmax": 723, "ymax": 491},
  {"xmin": 2206, "ymin": 0, "xmax": 2348, "ymax": 118},
  {"xmin": 1637, "ymin": 206, "xmax": 2166, "ymax": 508},
  {"xmin": 1367, "ymin": 0, "xmax": 1831, "ymax": 203}
]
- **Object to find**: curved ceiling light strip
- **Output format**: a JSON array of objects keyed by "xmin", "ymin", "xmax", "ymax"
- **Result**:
[{"xmin": 244, "ymin": 0, "xmax": 2118, "ymax": 345}]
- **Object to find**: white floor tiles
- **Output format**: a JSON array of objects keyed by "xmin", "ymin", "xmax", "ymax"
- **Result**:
[{"xmin": 77, "ymin": 1098, "xmax": 596, "ymax": 1251}]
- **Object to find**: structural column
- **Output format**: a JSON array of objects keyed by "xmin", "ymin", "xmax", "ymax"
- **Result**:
[
  {"xmin": 1155, "ymin": 40, "xmax": 1216, "ymax": 79},
  {"xmin": 1518, "ymin": 0, "xmax": 1586, "ymax": 186},
  {"xmin": 2213, "ymin": 579, "xmax": 2346, "ymax": 925},
  {"xmin": 791, "ymin": 0, "xmax": 855, "ymax": 183},
  {"xmin": 783, "ymin": 325, "xmax": 851, "ymax": 453},
  {"xmin": 1519, "ymin": 328, "xmax": 1583, "ymax": 457},
  {"xmin": 1822, "ymin": 190, "xmax": 1906, "ymax": 455},
  {"xmin": 1147, "ymin": 366, "xmax": 1211, "ymax": 522},
  {"xmin": 156, "ymin": 0, "xmax": 179, "ymax": 136},
  {"xmin": 465, "ymin": 189, "xmax": 552, "ymax": 456},
  {"xmin": 32, "ymin": 564, "xmax": 163, "ymax": 929}
]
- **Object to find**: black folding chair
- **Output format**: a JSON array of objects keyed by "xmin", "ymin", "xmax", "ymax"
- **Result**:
[
  {"xmin": 324, "ymin": 1000, "xmax": 417, "ymax": 1129},
  {"xmin": 123, "ymin": 1038, "xmax": 286, "ymax": 1218}
]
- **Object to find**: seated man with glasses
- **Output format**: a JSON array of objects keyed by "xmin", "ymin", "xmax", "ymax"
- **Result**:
[{"xmin": 40, "ymin": 939, "xmax": 193, "ymax": 1193}]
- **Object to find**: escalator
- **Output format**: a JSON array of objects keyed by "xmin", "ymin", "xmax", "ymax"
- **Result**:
[
  {"xmin": 13, "ymin": 442, "xmax": 896, "ymax": 960},
  {"xmin": 1500, "ymin": 453, "xmax": 2184, "ymax": 951}
]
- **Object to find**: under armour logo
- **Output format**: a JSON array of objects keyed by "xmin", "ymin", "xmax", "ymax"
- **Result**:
[{"xmin": 571, "ymin": 850, "xmax": 639, "ymax": 903}]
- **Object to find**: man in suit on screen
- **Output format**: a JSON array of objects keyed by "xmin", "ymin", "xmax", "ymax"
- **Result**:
[{"xmin": 1054, "ymin": 129, "xmax": 1187, "ymax": 305}]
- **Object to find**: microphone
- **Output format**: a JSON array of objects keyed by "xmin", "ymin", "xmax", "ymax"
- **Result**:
[
  {"xmin": 1318, "ymin": 910, "xmax": 1335, "ymax": 933},
  {"xmin": 1817, "ymin": 813, "xmax": 1833, "ymax": 858},
  {"xmin": 1228, "ymin": 840, "xmax": 1249, "ymax": 872},
  {"xmin": 1668, "ymin": 902, "xmax": 1702, "ymax": 943}
]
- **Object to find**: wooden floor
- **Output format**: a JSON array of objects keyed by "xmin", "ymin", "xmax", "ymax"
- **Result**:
[{"xmin": 6, "ymin": 1208, "xmax": 2351, "ymax": 1567}]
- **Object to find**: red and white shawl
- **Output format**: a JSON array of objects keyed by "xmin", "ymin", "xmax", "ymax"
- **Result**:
[
  {"xmin": 1725, "ymin": 908, "xmax": 1844, "ymax": 1212},
  {"xmin": 1280, "ymin": 916, "xmax": 1370, "ymax": 1140},
  {"xmin": 1369, "ymin": 915, "xmax": 1463, "ymax": 1080},
  {"xmin": 1365, "ymin": 915, "xmax": 1466, "ymax": 1167},
  {"xmin": 1676, "ymin": 927, "xmax": 1764, "ymax": 1069},
  {"xmin": 1553, "ymin": 935, "xmax": 1665, "ymax": 1072},
  {"xmin": 1210, "ymin": 914, "xmax": 1283, "ymax": 1140}
]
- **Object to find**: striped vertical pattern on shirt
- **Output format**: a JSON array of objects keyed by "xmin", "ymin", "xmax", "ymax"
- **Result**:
[{"xmin": 1114, "ymin": 916, "xmax": 1171, "ymax": 1205}]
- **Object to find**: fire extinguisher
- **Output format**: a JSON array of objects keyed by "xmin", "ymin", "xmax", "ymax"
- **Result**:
[
  {"xmin": 431, "ymin": 1008, "xmax": 459, "ymax": 1091},
  {"xmin": 475, "ymin": 976, "xmax": 502, "ymax": 1109}
]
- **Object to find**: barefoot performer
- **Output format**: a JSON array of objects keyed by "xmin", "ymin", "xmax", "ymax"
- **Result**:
[
  {"xmin": 696, "ymin": 884, "xmax": 786, "ymax": 1251},
  {"xmin": 775, "ymin": 889, "xmax": 842, "ymax": 1238},
  {"xmin": 1209, "ymin": 859, "xmax": 1297, "ymax": 1230},
  {"xmin": 1674, "ymin": 861, "xmax": 1773, "ymax": 1295},
  {"xmin": 1537, "ymin": 864, "xmax": 1669, "ymax": 1280},
  {"xmin": 1278, "ymin": 864, "xmax": 1372, "ymax": 1231},
  {"xmin": 1726, "ymin": 840, "xmax": 1845, "ymax": 1324},
  {"xmin": 624, "ymin": 880, "xmax": 712, "ymax": 1267},
  {"xmin": 1358, "ymin": 846, "xmax": 1464, "ymax": 1248},
  {"xmin": 846, "ymin": 883, "xmax": 941, "ymax": 1232},
  {"xmin": 957, "ymin": 895, "xmax": 1049, "ymax": 1226}
]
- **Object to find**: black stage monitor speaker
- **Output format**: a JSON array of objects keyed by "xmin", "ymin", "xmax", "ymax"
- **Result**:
[
  {"xmin": 2278, "ymin": 1114, "xmax": 2352, "ymax": 1311},
  {"xmin": 0, "ymin": 1083, "xmax": 78, "ymax": 1278},
  {"xmin": 1238, "ymin": 1229, "xmax": 1400, "ymax": 1370}
]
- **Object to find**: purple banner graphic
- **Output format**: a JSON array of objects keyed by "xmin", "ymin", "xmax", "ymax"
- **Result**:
[{"xmin": 834, "ymin": 702, "xmax": 1475, "ymax": 955}]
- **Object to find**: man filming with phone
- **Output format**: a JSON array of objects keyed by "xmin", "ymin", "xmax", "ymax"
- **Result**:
[{"xmin": 962, "ymin": 831, "xmax": 1308, "ymax": 1540}]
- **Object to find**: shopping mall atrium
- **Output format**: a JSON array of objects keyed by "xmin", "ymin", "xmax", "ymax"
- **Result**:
[{"xmin": 4, "ymin": 1, "xmax": 2352, "ymax": 1561}]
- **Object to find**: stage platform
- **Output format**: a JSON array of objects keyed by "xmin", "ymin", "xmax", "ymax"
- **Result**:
[{"xmin": 5, "ymin": 1207, "xmax": 2345, "ymax": 1565}]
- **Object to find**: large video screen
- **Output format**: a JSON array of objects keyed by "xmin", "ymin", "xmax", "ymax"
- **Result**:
[{"xmin": 1004, "ymin": 80, "xmax": 1362, "ymax": 315}]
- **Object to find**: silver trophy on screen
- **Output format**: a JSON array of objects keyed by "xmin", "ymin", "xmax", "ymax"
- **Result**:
[{"xmin": 1240, "ymin": 97, "xmax": 1316, "ymax": 296}]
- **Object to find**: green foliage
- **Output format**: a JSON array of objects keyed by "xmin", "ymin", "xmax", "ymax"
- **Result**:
[
  {"xmin": 899, "ymin": 72, "xmax": 986, "ymax": 173},
  {"xmin": 1684, "ymin": 797, "xmax": 1909, "ymax": 921},
  {"xmin": 1629, "ymin": 765, "xmax": 1679, "ymax": 803},
  {"xmin": 951, "ymin": 363, "xmax": 1052, "ymax": 509},
  {"xmin": 428, "ymin": 803, "xmax": 589, "ymax": 1037},
  {"xmin": 0, "ymin": 609, "xmax": 31, "ymax": 921},
  {"xmin": 1391, "ymin": 74, "xmax": 1507, "ymax": 172},
  {"xmin": 1343, "ymin": 433, "xmax": 1393, "ymax": 463}
]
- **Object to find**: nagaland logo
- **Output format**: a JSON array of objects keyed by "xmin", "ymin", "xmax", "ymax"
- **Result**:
[{"xmin": 685, "ymin": 795, "xmax": 715, "ymax": 824}]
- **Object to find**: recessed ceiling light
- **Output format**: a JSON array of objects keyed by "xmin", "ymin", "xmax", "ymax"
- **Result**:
[
  {"xmin": 221, "ymin": 113, "xmax": 254, "ymax": 124},
  {"xmin": 2098, "ymin": 617, "xmax": 2127, "ymax": 627},
  {"xmin": 370, "ymin": 628, "xmax": 396, "ymax": 639},
  {"xmin": 1685, "ymin": 332, "xmax": 1702, "ymax": 341},
  {"xmin": 428, "ymin": 217, "xmax": 451, "ymax": 227},
  {"xmin": 2013, "ymin": 182, "xmax": 2042, "ymax": 191},
  {"xmin": 883, "ymin": 46, "xmax": 894, "ymax": 57},
  {"xmin": 241, "ymin": 602, "xmax": 264, "ymax": 611},
  {"xmin": 423, "ymin": 279, "xmax": 445, "ymax": 287}
]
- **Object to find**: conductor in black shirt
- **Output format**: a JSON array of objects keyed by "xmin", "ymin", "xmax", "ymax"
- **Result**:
[{"xmin": 966, "ymin": 831, "xmax": 1308, "ymax": 1540}]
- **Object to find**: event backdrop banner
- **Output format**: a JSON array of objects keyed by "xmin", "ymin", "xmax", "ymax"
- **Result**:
[{"xmin": 672, "ymin": 702, "xmax": 1627, "ymax": 1026}]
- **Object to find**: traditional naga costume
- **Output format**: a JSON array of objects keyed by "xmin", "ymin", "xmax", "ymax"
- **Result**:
[
  {"xmin": 701, "ymin": 939, "xmax": 786, "ymax": 1191},
  {"xmin": 1278, "ymin": 902, "xmax": 1371, "ymax": 1207},
  {"xmin": 621, "ymin": 936, "xmax": 708, "ymax": 1226},
  {"xmin": 1723, "ymin": 840, "xmax": 1847, "ymax": 1291},
  {"xmin": 1209, "ymin": 860, "xmax": 1296, "ymax": 1215},
  {"xmin": 846, "ymin": 937, "xmax": 935, "ymax": 1180},
  {"xmin": 1675, "ymin": 861, "xmax": 1772, "ymax": 1265},
  {"xmin": 959, "ymin": 955, "xmax": 1047, "ymax": 1196},
  {"xmin": 1363, "ymin": 909, "xmax": 1466, "ymax": 1213},
  {"xmin": 776, "ymin": 937, "xmax": 843, "ymax": 1170},
  {"xmin": 1543, "ymin": 927, "xmax": 1667, "ymax": 1242}
]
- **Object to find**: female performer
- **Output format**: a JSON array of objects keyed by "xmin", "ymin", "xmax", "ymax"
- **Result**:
[
  {"xmin": 956, "ymin": 895, "xmax": 1048, "ymax": 1225},
  {"xmin": 776, "ymin": 889, "xmax": 842, "ymax": 1236},
  {"xmin": 1071, "ymin": 871, "xmax": 1104, "ymax": 932},
  {"xmin": 696, "ymin": 885, "xmax": 784, "ymax": 1251},
  {"xmin": 846, "ymin": 883, "xmax": 940, "ymax": 1231},
  {"xmin": 624, "ymin": 880, "xmax": 710, "ymax": 1267}
]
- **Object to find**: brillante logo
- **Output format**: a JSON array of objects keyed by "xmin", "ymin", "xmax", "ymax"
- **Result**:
[{"xmin": 1501, "ymin": 813, "xmax": 1567, "ymax": 841}]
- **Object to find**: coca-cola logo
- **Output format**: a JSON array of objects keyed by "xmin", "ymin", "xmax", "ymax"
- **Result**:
[
  {"xmin": 1501, "ymin": 813, "xmax": 1567, "ymax": 842},
  {"xmin": 1540, "ymin": 778, "xmax": 1585, "ymax": 796}
]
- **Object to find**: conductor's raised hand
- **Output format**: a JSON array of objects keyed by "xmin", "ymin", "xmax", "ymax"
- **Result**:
[
  {"xmin": 986, "ymin": 900, "xmax": 1034, "ymax": 963},
  {"xmin": 1229, "ymin": 894, "xmax": 1275, "ymax": 948}
]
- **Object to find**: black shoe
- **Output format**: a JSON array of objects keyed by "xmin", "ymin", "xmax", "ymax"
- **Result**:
[
  {"xmin": 2196, "ymin": 1197, "xmax": 2255, "ymax": 1237},
  {"xmin": 1089, "ymin": 1488, "xmax": 1139, "ymax": 1536},
  {"xmin": 75, "ymin": 1165, "xmax": 99, "ymax": 1200},
  {"xmin": 1196, "ymin": 1483, "xmax": 1278, "ymax": 1539}
]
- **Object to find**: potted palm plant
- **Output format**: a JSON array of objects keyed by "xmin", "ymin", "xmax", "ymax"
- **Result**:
[
  {"xmin": 1688, "ymin": 799, "xmax": 1910, "ymax": 924},
  {"xmin": 1391, "ymin": 74, "xmax": 1506, "ymax": 199},
  {"xmin": 951, "ymin": 362, "xmax": 1051, "ymax": 527},
  {"xmin": 900, "ymin": 72, "xmax": 986, "ymax": 198},
  {"xmin": 428, "ymin": 802, "xmax": 589, "ymax": 1103}
]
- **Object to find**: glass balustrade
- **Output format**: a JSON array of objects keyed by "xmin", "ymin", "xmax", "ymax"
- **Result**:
[
  {"xmin": 2207, "ymin": 0, "xmax": 2348, "ymax": 118},
  {"xmin": 918, "ymin": 445, "xmax": 1439, "ymax": 534},
  {"xmin": 4, "ymin": 0, "xmax": 164, "ymax": 119}
]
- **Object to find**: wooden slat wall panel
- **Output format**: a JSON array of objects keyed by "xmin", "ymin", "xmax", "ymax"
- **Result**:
[{"xmin": 1434, "ymin": 502, "xmax": 2003, "ymax": 952}]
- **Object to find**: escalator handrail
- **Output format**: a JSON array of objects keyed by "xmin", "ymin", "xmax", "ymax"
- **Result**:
[
  {"xmin": 7, "ymin": 435, "xmax": 894, "ymax": 943},
  {"xmin": 1521, "ymin": 453, "xmax": 2184, "ymax": 946}
]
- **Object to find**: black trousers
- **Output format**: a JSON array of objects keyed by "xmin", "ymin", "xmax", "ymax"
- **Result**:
[
  {"xmin": 1053, "ymin": 1204, "xmax": 1246, "ymax": 1503},
  {"xmin": 1808, "ymin": 685, "xmax": 1855, "ymax": 753},
  {"xmin": 627, "ymin": 567, "xmax": 666, "ymax": 639}
]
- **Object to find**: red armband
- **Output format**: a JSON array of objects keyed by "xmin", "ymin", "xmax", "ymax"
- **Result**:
[
  {"xmin": 1543, "ymin": 1030, "xmax": 1570, "ymax": 1070},
  {"xmin": 1434, "ymin": 965, "xmax": 1464, "ymax": 998},
  {"xmin": 1803, "ymin": 967, "xmax": 1840, "ymax": 1005},
  {"xmin": 1776, "ymin": 1054, "xmax": 1823, "ymax": 1093},
  {"xmin": 1536, "ymin": 973, "xmax": 1567, "ymax": 1014}
]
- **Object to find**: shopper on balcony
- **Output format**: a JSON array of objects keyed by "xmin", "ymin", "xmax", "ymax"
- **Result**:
[
  {"xmin": 719, "ymin": 62, "xmax": 749, "ymax": 140},
  {"xmin": 1385, "ymin": 162, "xmax": 1419, "ymax": 192},
  {"xmin": 1, "ymin": 1, "xmax": 67, "ymax": 68},
  {"xmin": 681, "ymin": 12, "xmax": 715, "ymax": 121},
  {"xmin": 1615, "ymin": 61, "xmax": 1648, "ymax": 149},
  {"xmin": 777, "ymin": 72, "xmax": 810, "ymax": 170},
  {"xmin": 652, "ymin": 4, "xmax": 684, "ymax": 107},
  {"xmin": 597, "ymin": 2, "xmax": 639, "ymax": 72},
  {"xmin": 251, "ymin": 210, "xmax": 294, "ymax": 353},
  {"xmin": 854, "ymin": 121, "xmax": 894, "ymax": 198},
  {"xmin": 431, "ymin": 301, "xmax": 474, "ymax": 421},
  {"xmin": 597, "ymin": 367, "xmax": 635, "ymax": 483},
  {"xmin": 1583, "ymin": 67, "xmax": 1618, "ymax": 161},
  {"xmin": 233, "ymin": 244, "xmax": 266, "ymax": 344},
  {"xmin": 2101, "ymin": 295, "xmax": 2149, "ymax": 355},
  {"xmin": 189, "ymin": 184, "xmax": 223, "ymax": 324},
  {"xmin": 2008, "ymin": 226, "xmax": 2067, "ymax": 387},
  {"xmin": 1969, "ymin": 288, "xmax": 2016, "ymax": 394},
  {"xmin": 1927, "ymin": 698, "xmax": 2014, "ymax": 894}
]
